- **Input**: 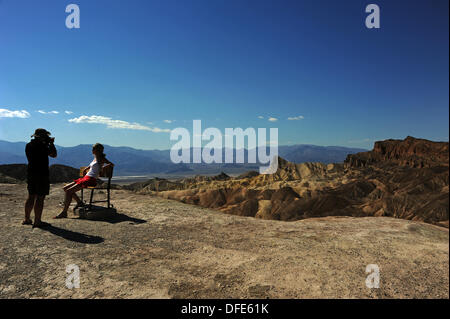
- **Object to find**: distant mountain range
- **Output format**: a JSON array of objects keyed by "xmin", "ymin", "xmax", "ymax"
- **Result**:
[{"xmin": 0, "ymin": 140, "xmax": 366, "ymax": 176}]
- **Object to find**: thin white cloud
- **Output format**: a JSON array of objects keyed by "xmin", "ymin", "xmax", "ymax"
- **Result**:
[
  {"xmin": 0, "ymin": 108, "xmax": 30, "ymax": 118},
  {"xmin": 163, "ymin": 120, "xmax": 173, "ymax": 124},
  {"xmin": 257, "ymin": 116, "xmax": 264, "ymax": 119},
  {"xmin": 68, "ymin": 115, "xmax": 171, "ymax": 133},
  {"xmin": 37, "ymin": 110, "xmax": 59, "ymax": 114},
  {"xmin": 268, "ymin": 117, "xmax": 278, "ymax": 122},
  {"xmin": 287, "ymin": 115, "xmax": 304, "ymax": 120},
  {"xmin": 151, "ymin": 127, "xmax": 172, "ymax": 133},
  {"xmin": 65, "ymin": 111, "xmax": 73, "ymax": 114}
]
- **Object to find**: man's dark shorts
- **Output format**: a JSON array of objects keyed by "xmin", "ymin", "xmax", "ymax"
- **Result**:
[{"xmin": 27, "ymin": 175, "xmax": 50, "ymax": 196}]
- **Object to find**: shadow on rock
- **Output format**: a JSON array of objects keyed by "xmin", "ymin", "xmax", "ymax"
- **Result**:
[
  {"xmin": 75, "ymin": 205, "xmax": 147, "ymax": 225},
  {"xmin": 40, "ymin": 225, "xmax": 104, "ymax": 244}
]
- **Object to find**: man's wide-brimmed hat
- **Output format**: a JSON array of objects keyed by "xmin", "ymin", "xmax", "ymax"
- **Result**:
[{"xmin": 31, "ymin": 128, "xmax": 51, "ymax": 138}]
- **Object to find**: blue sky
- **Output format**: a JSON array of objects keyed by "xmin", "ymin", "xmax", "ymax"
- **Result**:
[{"xmin": 0, "ymin": 0, "xmax": 448, "ymax": 150}]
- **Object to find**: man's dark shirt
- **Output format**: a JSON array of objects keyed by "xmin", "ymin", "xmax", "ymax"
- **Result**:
[{"xmin": 25, "ymin": 139, "xmax": 57, "ymax": 177}]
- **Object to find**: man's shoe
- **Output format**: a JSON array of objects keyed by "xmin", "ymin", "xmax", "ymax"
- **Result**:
[
  {"xmin": 22, "ymin": 219, "xmax": 33, "ymax": 225},
  {"xmin": 32, "ymin": 221, "xmax": 51, "ymax": 229}
]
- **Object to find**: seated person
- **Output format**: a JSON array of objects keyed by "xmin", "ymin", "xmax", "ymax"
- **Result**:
[{"xmin": 54, "ymin": 143, "xmax": 114, "ymax": 218}]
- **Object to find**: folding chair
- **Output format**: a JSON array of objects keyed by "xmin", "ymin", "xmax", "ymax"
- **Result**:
[{"xmin": 80, "ymin": 165, "xmax": 114, "ymax": 211}]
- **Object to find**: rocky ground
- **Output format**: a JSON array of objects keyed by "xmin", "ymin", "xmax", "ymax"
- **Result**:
[{"xmin": 0, "ymin": 183, "xmax": 448, "ymax": 298}]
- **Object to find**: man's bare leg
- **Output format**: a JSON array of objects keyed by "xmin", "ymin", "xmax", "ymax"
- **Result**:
[
  {"xmin": 23, "ymin": 194, "xmax": 35, "ymax": 224},
  {"xmin": 33, "ymin": 195, "xmax": 45, "ymax": 226}
]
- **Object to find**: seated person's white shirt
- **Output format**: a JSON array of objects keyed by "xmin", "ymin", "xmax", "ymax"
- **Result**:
[{"xmin": 86, "ymin": 159, "xmax": 100, "ymax": 178}]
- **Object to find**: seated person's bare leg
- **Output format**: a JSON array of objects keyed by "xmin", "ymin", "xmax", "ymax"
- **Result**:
[
  {"xmin": 55, "ymin": 190, "xmax": 72, "ymax": 218},
  {"xmin": 63, "ymin": 182, "xmax": 76, "ymax": 191},
  {"xmin": 72, "ymin": 192, "xmax": 84, "ymax": 210},
  {"xmin": 55, "ymin": 184, "xmax": 83, "ymax": 218}
]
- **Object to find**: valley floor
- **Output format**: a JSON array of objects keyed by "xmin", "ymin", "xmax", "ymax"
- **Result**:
[{"xmin": 0, "ymin": 183, "xmax": 448, "ymax": 298}]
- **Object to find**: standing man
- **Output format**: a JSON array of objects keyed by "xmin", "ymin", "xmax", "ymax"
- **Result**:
[{"xmin": 23, "ymin": 128, "xmax": 57, "ymax": 228}]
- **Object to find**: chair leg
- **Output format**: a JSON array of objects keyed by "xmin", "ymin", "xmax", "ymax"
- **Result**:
[
  {"xmin": 80, "ymin": 188, "xmax": 85, "ymax": 214},
  {"xmin": 107, "ymin": 177, "xmax": 112, "ymax": 209},
  {"xmin": 89, "ymin": 189, "xmax": 94, "ymax": 208}
]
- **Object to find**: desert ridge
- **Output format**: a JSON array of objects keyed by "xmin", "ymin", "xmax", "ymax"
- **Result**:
[{"xmin": 122, "ymin": 137, "xmax": 449, "ymax": 228}]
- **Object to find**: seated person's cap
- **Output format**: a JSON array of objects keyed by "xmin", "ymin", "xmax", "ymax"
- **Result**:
[{"xmin": 31, "ymin": 128, "xmax": 51, "ymax": 138}]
